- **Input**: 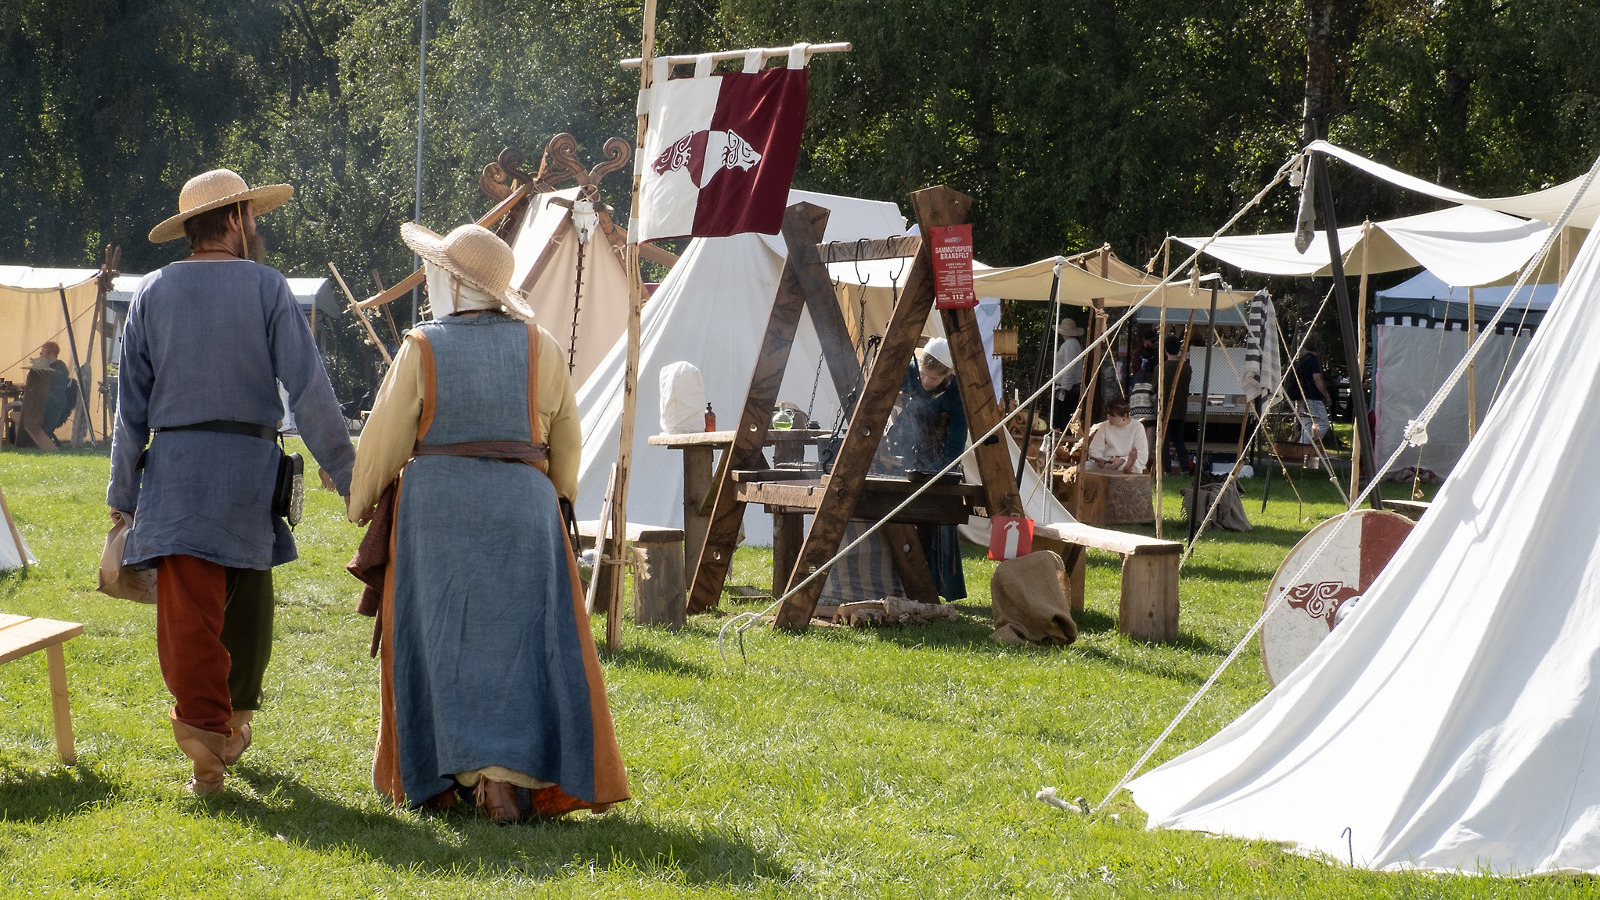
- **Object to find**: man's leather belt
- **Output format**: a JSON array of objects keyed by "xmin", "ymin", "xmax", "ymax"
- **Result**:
[
  {"xmin": 412, "ymin": 440, "xmax": 548, "ymax": 464},
  {"xmin": 156, "ymin": 420, "xmax": 278, "ymax": 441}
]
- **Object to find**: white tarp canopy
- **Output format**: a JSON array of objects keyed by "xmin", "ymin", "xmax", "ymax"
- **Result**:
[
  {"xmin": 1175, "ymin": 205, "xmax": 1556, "ymax": 287},
  {"xmin": 0, "ymin": 481, "xmax": 35, "ymax": 571},
  {"xmin": 1127, "ymin": 218, "xmax": 1600, "ymax": 875},
  {"xmin": 1314, "ymin": 139, "xmax": 1600, "ymax": 231},
  {"xmin": 972, "ymin": 256, "xmax": 1254, "ymax": 310}
]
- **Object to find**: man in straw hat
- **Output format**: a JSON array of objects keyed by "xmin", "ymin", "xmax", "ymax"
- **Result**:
[
  {"xmin": 1050, "ymin": 318, "xmax": 1085, "ymax": 431},
  {"xmin": 346, "ymin": 222, "xmax": 628, "ymax": 823},
  {"xmin": 108, "ymin": 168, "xmax": 355, "ymax": 794}
]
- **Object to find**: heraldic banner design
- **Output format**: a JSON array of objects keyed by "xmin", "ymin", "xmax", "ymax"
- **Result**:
[{"xmin": 635, "ymin": 47, "xmax": 809, "ymax": 243}]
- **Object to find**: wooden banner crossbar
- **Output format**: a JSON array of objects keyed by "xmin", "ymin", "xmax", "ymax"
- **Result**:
[
  {"xmin": 817, "ymin": 235, "xmax": 922, "ymax": 265},
  {"xmin": 622, "ymin": 42, "xmax": 851, "ymax": 69}
]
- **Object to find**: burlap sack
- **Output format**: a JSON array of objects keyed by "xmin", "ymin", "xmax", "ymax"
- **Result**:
[{"xmin": 990, "ymin": 551, "xmax": 1076, "ymax": 646}]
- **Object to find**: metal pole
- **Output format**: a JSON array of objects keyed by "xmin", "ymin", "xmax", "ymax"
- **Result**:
[
  {"xmin": 1310, "ymin": 147, "xmax": 1384, "ymax": 509},
  {"xmin": 1017, "ymin": 263, "xmax": 1063, "ymax": 488},
  {"xmin": 411, "ymin": 0, "xmax": 428, "ymax": 327},
  {"xmin": 1186, "ymin": 282, "xmax": 1219, "ymax": 545}
]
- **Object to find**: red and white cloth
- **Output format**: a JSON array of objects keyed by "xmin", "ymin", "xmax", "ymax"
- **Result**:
[{"xmin": 634, "ymin": 45, "xmax": 810, "ymax": 242}]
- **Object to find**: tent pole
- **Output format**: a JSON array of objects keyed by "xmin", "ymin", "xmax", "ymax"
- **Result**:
[
  {"xmin": 603, "ymin": 0, "xmax": 658, "ymax": 649},
  {"xmin": 1017, "ymin": 263, "xmax": 1062, "ymax": 489},
  {"xmin": 1353, "ymin": 221, "xmax": 1370, "ymax": 490},
  {"xmin": 1309, "ymin": 146, "xmax": 1383, "ymax": 510},
  {"xmin": 1186, "ymin": 282, "xmax": 1219, "ymax": 546},
  {"xmin": 57, "ymin": 287, "xmax": 95, "ymax": 446},
  {"xmin": 1466, "ymin": 287, "xmax": 1477, "ymax": 440}
]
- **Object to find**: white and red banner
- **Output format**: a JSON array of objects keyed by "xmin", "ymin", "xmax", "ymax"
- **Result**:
[{"xmin": 635, "ymin": 46, "xmax": 810, "ymax": 243}]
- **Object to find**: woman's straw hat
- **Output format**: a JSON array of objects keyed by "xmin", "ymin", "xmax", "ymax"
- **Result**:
[
  {"xmin": 400, "ymin": 222, "xmax": 533, "ymax": 317},
  {"xmin": 1056, "ymin": 319, "xmax": 1084, "ymax": 338},
  {"xmin": 149, "ymin": 169, "xmax": 293, "ymax": 243}
]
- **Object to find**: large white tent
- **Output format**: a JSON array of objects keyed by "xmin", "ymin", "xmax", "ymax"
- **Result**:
[
  {"xmin": 0, "ymin": 480, "xmax": 34, "ymax": 571},
  {"xmin": 1127, "ymin": 214, "xmax": 1600, "ymax": 875}
]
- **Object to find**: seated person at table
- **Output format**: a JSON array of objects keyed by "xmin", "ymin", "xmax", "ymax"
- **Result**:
[
  {"xmin": 881, "ymin": 337, "xmax": 967, "ymax": 602},
  {"xmin": 5, "ymin": 342, "xmax": 74, "ymax": 444},
  {"xmin": 1083, "ymin": 398, "xmax": 1148, "ymax": 475}
]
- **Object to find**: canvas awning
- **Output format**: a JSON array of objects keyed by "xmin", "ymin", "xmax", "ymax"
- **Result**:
[
  {"xmin": 971, "ymin": 255, "xmax": 1254, "ymax": 310},
  {"xmin": 1175, "ymin": 205, "xmax": 1558, "ymax": 287},
  {"xmin": 1313, "ymin": 139, "xmax": 1600, "ymax": 231},
  {"xmin": 0, "ymin": 266, "xmax": 109, "ymax": 437}
]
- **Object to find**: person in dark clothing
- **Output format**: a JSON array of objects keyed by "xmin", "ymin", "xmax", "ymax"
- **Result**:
[
  {"xmin": 1285, "ymin": 334, "xmax": 1338, "ymax": 447},
  {"xmin": 884, "ymin": 337, "xmax": 967, "ymax": 601},
  {"xmin": 1159, "ymin": 337, "xmax": 1193, "ymax": 474}
]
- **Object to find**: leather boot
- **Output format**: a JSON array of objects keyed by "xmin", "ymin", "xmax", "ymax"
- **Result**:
[
  {"xmin": 474, "ymin": 778, "xmax": 520, "ymax": 824},
  {"xmin": 223, "ymin": 710, "xmax": 253, "ymax": 765},
  {"xmin": 171, "ymin": 713, "xmax": 228, "ymax": 794}
]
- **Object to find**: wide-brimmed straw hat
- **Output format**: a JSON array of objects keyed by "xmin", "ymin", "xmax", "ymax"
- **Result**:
[
  {"xmin": 400, "ymin": 222, "xmax": 532, "ymax": 317},
  {"xmin": 149, "ymin": 169, "xmax": 293, "ymax": 243},
  {"xmin": 1056, "ymin": 319, "xmax": 1084, "ymax": 338}
]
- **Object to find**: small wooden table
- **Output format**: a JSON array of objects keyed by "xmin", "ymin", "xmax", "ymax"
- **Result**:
[
  {"xmin": 648, "ymin": 428, "xmax": 827, "ymax": 575},
  {"xmin": 0, "ymin": 613, "xmax": 84, "ymax": 762}
]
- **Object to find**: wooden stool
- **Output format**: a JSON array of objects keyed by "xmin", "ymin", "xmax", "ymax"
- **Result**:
[
  {"xmin": 0, "ymin": 613, "xmax": 84, "ymax": 762},
  {"xmin": 577, "ymin": 521, "xmax": 687, "ymax": 630},
  {"xmin": 1033, "ymin": 522, "xmax": 1181, "ymax": 642}
]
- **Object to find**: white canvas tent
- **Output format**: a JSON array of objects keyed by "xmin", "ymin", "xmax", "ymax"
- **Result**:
[
  {"xmin": 1127, "ymin": 218, "xmax": 1600, "ymax": 875},
  {"xmin": 0, "ymin": 266, "xmax": 109, "ymax": 440},
  {"xmin": 507, "ymin": 188, "xmax": 632, "ymax": 387},
  {"xmin": 0, "ymin": 481, "xmax": 34, "ymax": 571},
  {"xmin": 1372, "ymin": 271, "xmax": 1556, "ymax": 476}
]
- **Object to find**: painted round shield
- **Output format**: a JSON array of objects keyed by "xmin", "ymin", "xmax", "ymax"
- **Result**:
[{"xmin": 1260, "ymin": 509, "xmax": 1415, "ymax": 686}]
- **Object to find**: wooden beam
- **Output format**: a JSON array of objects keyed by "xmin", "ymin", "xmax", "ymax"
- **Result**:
[
  {"xmin": 816, "ymin": 235, "xmax": 922, "ymax": 264},
  {"xmin": 773, "ymin": 185, "xmax": 973, "ymax": 630},
  {"xmin": 940, "ymin": 302, "xmax": 1024, "ymax": 519},
  {"xmin": 685, "ymin": 202, "xmax": 832, "ymax": 612}
]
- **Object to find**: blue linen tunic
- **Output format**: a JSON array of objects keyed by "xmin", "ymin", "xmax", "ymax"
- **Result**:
[{"xmin": 107, "ymin": 260, "xmax": 355, "ymax": 569}]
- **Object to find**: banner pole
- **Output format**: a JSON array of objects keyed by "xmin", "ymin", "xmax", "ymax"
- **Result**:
[{"xmin": 602, "ymin": 0, "xmax": 658, "ymax": 649}]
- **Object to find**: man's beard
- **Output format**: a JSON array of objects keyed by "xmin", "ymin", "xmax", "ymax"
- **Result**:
[{"xmin": 244, "ymin": 231, "xmax": 267, "ymax": 264}]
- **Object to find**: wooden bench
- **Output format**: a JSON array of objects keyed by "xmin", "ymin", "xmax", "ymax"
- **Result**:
[
  {"xmin": 0, "ymin": 613, "xmax": 84, "ymax": 762},
  {"xmin": 577, "ymin": 520, "xmax": 686, "ymax": 629},
  {"xmin": 1032, "ymin": 522, "xmax": 1180, "ymax": 641}
]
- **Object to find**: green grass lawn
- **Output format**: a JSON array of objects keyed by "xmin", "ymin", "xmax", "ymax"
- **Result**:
[{"xmin": 1, "ymin": 445, "xmax": 1577, "ymax": 898}]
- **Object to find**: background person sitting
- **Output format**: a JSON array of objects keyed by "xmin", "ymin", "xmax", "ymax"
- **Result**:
[
  {"xmin": 1082, "ymin": 398, "xmax": 1149, "ymax": 475},
  {"xmin": 5, "ymin": 341, "xmax": 74, "ymax": 447}
]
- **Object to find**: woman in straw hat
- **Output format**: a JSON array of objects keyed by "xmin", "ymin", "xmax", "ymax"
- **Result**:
[
  {"xmin": 108, "ymin": 168, "xmax": 356, "ymax": 794},
  {"xmin": 346, "ymin": 223, "xmax": 628, "ymax": 823}
]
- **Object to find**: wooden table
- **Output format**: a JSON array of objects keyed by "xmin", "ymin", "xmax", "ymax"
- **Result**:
[
  {"xmin": 736, "ymin": 472, "xmax": 986, "ymax": 597},
  {"xmin": 0, "ymin": 613, "xmax": 84, "ymax": 762},
  {"xmin": 647, "ymin": 428, "xmax": 827, "ymax": 576}
]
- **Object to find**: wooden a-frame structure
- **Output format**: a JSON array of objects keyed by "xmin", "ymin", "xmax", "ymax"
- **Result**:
[{"xmin": 686, "ymin": 186, "xmax": 1026, "ymax": 630}]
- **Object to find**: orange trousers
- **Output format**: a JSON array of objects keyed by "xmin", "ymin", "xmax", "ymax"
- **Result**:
[{"xmin": 155, "ymin": 555, "xmax": 274, "ymax": 735}]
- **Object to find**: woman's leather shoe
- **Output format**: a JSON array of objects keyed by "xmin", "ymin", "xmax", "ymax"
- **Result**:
[{"xmin": 474, "ymin": 778, "xmax": 520, "ymax": 824}]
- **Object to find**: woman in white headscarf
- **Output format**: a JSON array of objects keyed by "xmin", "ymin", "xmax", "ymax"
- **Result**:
[{"xmin": 347, "ymin": 223, "xmax": 628, "ymax": 823}]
